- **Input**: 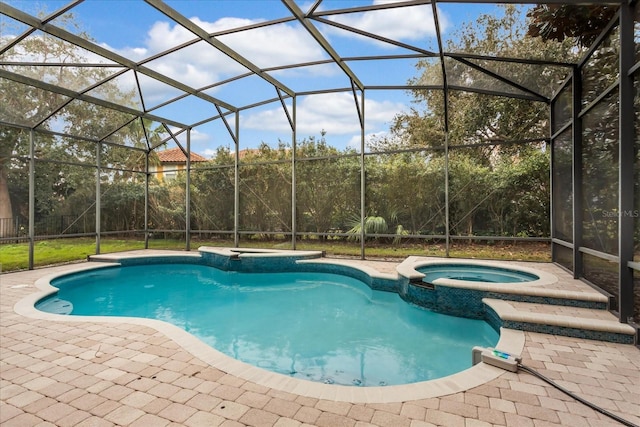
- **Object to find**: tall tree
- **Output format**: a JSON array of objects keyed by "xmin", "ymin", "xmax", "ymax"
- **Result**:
[
  {"xmin": 383, "ymin": 5, "xmax": 574, "ymax": 238},
  {"xmin": 527, "ymin": 5, "xmax": 617, "ymax": 49},
  {"xmin": 394, "ymin": 5, "xmax": 579, "ymax": 155},
  {"xmin": 0, "ymin": 12, "xmax": 143, "ymax": 237}
]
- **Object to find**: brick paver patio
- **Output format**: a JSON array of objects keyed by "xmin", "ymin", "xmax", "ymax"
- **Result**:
[{"xmin": 1, "ymin": 254, "xmax": 639, "ymax": 426}]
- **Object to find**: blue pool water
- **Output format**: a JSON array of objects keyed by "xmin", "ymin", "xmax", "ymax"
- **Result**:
[
  {"xmin": 419, "ymin": 264, "xmax": 539, "ymax": 284},
  {"xmin": 37, "ymin": 264, "xmax": 498, "ymax": 386}
]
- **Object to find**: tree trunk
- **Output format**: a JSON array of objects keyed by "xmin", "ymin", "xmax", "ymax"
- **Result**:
[{"xmin": 0, "ymin": 165, "xmax": 14, "ymax": 238}]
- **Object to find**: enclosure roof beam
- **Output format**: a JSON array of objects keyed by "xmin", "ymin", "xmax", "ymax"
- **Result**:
[
  {"xmin": 209, "ymin": 16, "xmax": 297, "ymax": 37},
  {"xmin": 31, "ymin": 66, "xmax": 131, "ymax": 130},
  {"xmin": 448, "ymin": 84, "xmax": 548, "ymax": 102},
  {"xmin": 0, "ymin": 2, "xmax": 237, "ymax": 113},
  {"xmin": 0, "ymin": 0, "xmax": 81, "ymax": 56},
  {"xmin": 452, "ymin": 57, "xmax": 549, "ymax": 103},
  {"xmin": 578, "ymin": 8, "xmax": 621, "ymax": 68},
  {"xmin": 98, "ymin": 115, "xmax": 143, "ymax": 146},
  {"xmin": 281, "ymin": 0, "xmax": 365, "ymax": 91},
  {"xmin": 432, "ymin": 1, "xmax": 449, "ymax": 132},
  {"xmin": 311, "ymin": 16, "xmax": 438, "ymax": 57},
  {"xmin": 0, "ymin": 62, "xmax": 126, "ymax": 67},
  {"xmin": 194, "ymin": 79, "xmax": 547, "ymax": 115},
  {"xmin": 445, "ymin": 52, "xmax": 575, "ymax": 67},
  {"xmin": 311, "ymin": 0, "xmax": 433, "ymax": 17},
  {"xmin": 276, "ymin": 88, "xmax": 295, "ymax": 132},
  {"xmin": 351, "ymin": 82, "xmax": 364, "ymax": 129},
  {"xmin": 0, "ymin": 68, "xmax": 189, "ymax": 129},
  {"xmin": 134, "ymin": 16, "xmax": 297, "ymax": 70},
  {"xmin": 215, "ymin": 104, "xmax": 238, "ymax": 144},
  {"xmin": 145, "ymin": 0, "xmax": 295, "ymax": 98},
  {"xmin": 258, "ymin": 53, "xmax": 432, "ymax": 74}
]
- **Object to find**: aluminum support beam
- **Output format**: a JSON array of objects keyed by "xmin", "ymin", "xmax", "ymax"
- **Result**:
[
  {"xmin": 549, "ymin": 95, "xmax": 556, "ymax": 262},
  {"xmin": 291, "ymin": 96, "xmax": 297, "ymax": 250},
  {"xmin": 28, "ymin": 130, "xmax": 34, "ymax": 270},
  {"xmin": 186, "ymin": 129, "xmax": 191, "ymax": 251},
  {"xmin": 96, "ymin": 142, "xmax": 101, "ymax": 254},
  {"xmin": 444, "ymin": 133, "xmax": 450, "ymax": 257},
  {"xmin": 618, "ymin": 1, "xmax": 635, "ymax": 323},
  {"xmin": 360, "ymin": 91, "xmax": 366, "ymax": 259},
  {"xmin": 433, "ymin": 1, "xmax": 451, "ymax": 256},
  {"xmin": 145, "ymin": 152, "xmax": 150, "ymax": 249},
  {"xmin": 234, "ymin": 112, "xmax": 240, "ymax": 248},
  {"xmin": 572, "ymin": 68, "xmax": 583, "ymax": 279}
]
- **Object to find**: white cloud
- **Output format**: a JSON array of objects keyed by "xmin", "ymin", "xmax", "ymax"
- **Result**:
[
  {"xmin": 327, "ymin": 1, "xmax": 449, "ymax": 44},
  {"xmin": 164, "ymin": 126, "xmax": 211, "ymax": 147},
  {"xmin": 108, "ymin": 15, "xmax": 328, "ymax": 92},
  {"xmin": 241, "ymin": 93, "xmax": 406, "ymax": 136}
]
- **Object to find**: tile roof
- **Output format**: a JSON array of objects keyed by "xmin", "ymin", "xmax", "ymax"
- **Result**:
[{"xmin": 156, "ymin": 147, "xmax": 207, "ymax": 163}]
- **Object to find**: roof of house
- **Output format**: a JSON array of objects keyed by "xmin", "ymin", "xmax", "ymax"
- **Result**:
[{"xmin": 156, "ymin": 147, "xmax": 207, "ymax": 163}]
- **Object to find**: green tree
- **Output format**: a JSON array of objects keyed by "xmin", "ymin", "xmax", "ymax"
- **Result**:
[
  {"xmin": 190, "ymin": 146, "xmax": 235, "ymax": 232},
  {"xmin": 238, "ymin": 142, "xmax": 292, "ymax": 234},
  {"xmin": 395, "ymin": 5, "xmax": 578, "ymax": 153},
  {"xmin": 447, "ymin": 152, "xmax": 493, "ymax": 236},
  {"xmin": 365, "ymin": 151, "xmax": 445, "ymax": 236},
  {"xmin": 1, "ymin": 12, "xmax": 149, "ymax": 237},
  {"xmin": 489, "ymin": 148, "xmax": 550, "ymax": 237},
  {"xmin": 295, "ymin": 135, "xmax": 360, "ymax": 238},
  {"xmin": 378, "ymin": 5, "xmax": 575, "ymax": 239},
  {"xmin": 527, "ymin": 5, "xmax": 617, "ymax": 49}
]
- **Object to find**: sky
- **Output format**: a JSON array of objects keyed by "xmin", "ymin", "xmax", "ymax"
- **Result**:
[{"xmin": 2, "ymin": 0, "xmax": 504, "ymax": 157}]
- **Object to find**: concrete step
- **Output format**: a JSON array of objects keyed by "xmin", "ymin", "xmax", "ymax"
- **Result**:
[{"xmin": 483, "ymin": 298, "xmax": 636, "ymax": 344}]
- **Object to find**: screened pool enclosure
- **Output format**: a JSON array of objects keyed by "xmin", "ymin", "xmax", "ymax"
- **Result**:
[{"xmin": 0, "ymin": 1, "xmax": 638, "ymax": 325}]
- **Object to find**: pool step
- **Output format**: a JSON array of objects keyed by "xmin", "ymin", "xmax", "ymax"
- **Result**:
[{"xmin": 483, "ymin": 298, "xmax": 637, "ymax": 345}]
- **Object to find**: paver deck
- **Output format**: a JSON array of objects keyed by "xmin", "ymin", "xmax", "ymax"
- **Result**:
[{"xmin": 1, "ymin": 251, "xmax": 639, "ymax": 427}]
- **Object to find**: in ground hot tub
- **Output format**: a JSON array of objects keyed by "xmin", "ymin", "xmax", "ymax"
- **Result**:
[
  {"xmin": 419, "ymin": 263, "xmax": 539, "ymax": 284},
  {"xmin": 396, "ymin": 257, "xmax": 559, "ymax": 320},
  {"xmin": 397, "ymin": 257, "xmax": 557, "ymax": 289}
]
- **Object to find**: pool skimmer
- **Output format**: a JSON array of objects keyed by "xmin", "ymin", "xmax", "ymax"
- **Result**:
[{"xmin": 472, "ymin": 346, "xmax": 521, "ymax": 372}]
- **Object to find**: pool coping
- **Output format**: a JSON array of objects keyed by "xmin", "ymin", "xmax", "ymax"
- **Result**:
[{"xmin": 13, "ymin": 260, "xmax": 526, "ymax": 403}]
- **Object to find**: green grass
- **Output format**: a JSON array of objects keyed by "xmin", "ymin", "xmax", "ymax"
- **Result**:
[
  {"xmin": 0, "ymin": 238, "xmax": 176, "ymax": 272},
  {"xmin": 294, "ymin": 240, "xmax": 551, "ymax": 262},
  {"xmin": 0, "ymin": 237, "xmax": 551, "ymax": 273}
]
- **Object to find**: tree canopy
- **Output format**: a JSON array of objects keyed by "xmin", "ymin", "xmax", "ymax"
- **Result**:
[{"xmin": 527, "ymin": 5, "xmax": 617, "ymax": 48}]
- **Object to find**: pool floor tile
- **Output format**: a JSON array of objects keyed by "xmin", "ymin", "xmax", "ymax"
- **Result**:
[{"xmin": 1, "ymin": 252, "xmax": 639, "ymax": 427}]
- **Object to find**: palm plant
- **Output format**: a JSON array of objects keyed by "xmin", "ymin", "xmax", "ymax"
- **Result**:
[{"xmin": 346, "ymin": 212, "xmax": 408, "ymax": 244}]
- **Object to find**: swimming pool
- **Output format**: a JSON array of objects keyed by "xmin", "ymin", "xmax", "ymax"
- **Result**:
[
  {"xmin": 418, "ymin": 263, "xmax": 539, "ymax": 284},
  {"xmin": 36, "ymin": 262, "xmax": 499, "ymax": 387}
]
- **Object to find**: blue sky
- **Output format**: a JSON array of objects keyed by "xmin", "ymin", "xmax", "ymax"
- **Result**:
[{"xmin": 4, "ymin": 0, "xmax": 505, "ymax": 157}]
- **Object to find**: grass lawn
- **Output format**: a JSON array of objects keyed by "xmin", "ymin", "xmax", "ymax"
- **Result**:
[
  {"xmin": 0, "ymin": 238, "xmax": 179, "ymax": 272},
  {"xmin": 1, "ymin": 237, "xmax": 550, "ymax": 273}
]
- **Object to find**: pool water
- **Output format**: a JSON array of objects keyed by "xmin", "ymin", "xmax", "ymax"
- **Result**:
[
  {"xmin": 418, "ymin": 264, "xmax": 539, "ymax": 284},
  {"xmin": 37, "ymin": 264, "xmax": 498, "ymax": 386}
]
